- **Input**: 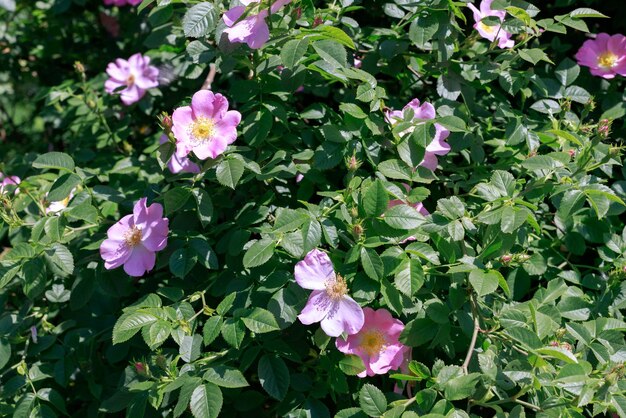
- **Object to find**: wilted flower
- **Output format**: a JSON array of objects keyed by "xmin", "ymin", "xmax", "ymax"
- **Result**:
[
  {"xmin": 467, "ymin": 0, "xmax": 514, "ymax": 49},
  {"xmin": 575, "ymin": 33, "xmax": 626, "ymax": 79},
  {"xmin": 159, "ymin": 135, "xmax": 201, "ymax": 175},
  {"xmin": 103, "ymin": 0, "xmax": 142, "ymax": 6},
  {"xmin": 100, "ymin": 198, "xmax": 169, "ymax": 277},
  {"xmin": 336, "ymin": 308, "xmax": 409, "ymax": 377},
  {"xmin": 223, "ymin": 0, "xmax": 291, "ymax": 49},
  {"xmin": 46, "ymin": 189, "xmax": 75, "ymax": 215},
  {"xmin": 171, "ymin": 90, "xmax": 242, "ymax": 160},
  {"xmin": 105, "ymin": 53, "xmax": 159, "ymax": 106},
  {"xmin": 385, "ymin": 99, "xmax": 451, "ymax": 171},
  {"xmin": 0, "ymin": 174, "xmax": 20, "ymax": 195},
  {"xmin": 295, "ymin": 249, "xmax": 364, "ymax": 337}
]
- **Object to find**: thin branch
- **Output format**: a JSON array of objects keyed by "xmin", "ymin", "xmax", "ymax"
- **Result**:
[{"xmin": 462, "ymin": 313, "xmax": 480, "ymax": 375}]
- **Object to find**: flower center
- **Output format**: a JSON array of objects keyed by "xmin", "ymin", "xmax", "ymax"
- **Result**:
[
  {"xmin": 124, "ymin": 226, "xmax": 142, "ymax": 247},
  {"xmin": 189, "ymin": 117, "xmax": 216, "ymax": 143},
  {"xmin": 126, "ymin": 74, "xmax": 135, "ymax": 86},
  {"xmin": 360, "ymin": 329, "xmax": 386, "ymax": 356},
  {"xmin": 478, "ymin": 21, "xmax": 497, "ymax": 35},
  {"xmin": 598, "ymin": 51, "xmax": 618, "ymax": 69},
  {"xmin": 325, "ymin": 274, "xmax": 348, "ymax": 301}
]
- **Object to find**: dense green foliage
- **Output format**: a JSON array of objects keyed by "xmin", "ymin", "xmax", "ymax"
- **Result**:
[{"xmin": 1, "ymin": 0, "xmax": 626, "ymax": 417}]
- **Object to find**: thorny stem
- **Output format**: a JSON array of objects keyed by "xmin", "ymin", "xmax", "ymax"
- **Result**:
[{"xmin": 461, "ymin": 294, "xmax": 480, "ymax": 375}]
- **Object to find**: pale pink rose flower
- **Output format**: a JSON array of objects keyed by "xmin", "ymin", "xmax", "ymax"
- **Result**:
[
  {"xmin": 100, "ymin": 198, "xmax": 169, "ymax": 277},
  {"xmin": 223, "ymin": 0, "xmax": 291, "ymax": 49},
  {"xmin": 336, "ymin": 308, "xmax": 410, "ymax": 377},
  {"xmin": 0, "ymin": 175, "xmax": 20, "ymax": 195},
  {"xmin": 385, "ymin": 99, "xmax": 451, "ymax": 171},
  {"xmin": 159, "ymin": 135, "xmax": 201, "ymax": 174},
  {"xmin": 575, "ymin": 33, "xmax": 626, "ymax": 79},
  {"xmin": 105, "ymin": 53, "xmax": 159, "ymax": 106},
  {"xmin": 171, "ymin": 90, "xmax": 242, "ymax": 160},
  {"xmin": 467, "ymin": 0, "xmax": 514, "ymax": 49},
  {"xmin": 295, "ymin": 249, "xmax": 364, "ymax": 337}
]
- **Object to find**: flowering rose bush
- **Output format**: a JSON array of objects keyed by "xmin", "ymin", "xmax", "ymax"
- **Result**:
[{"xmin": 1, "ymin": 0, "xmax": 626, "ymax": 417}]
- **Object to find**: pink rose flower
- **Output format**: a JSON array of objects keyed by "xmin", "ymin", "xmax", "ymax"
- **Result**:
[
  {"xmin": 467, "ymin": 0, "xmax": 514, "ymax": 49},
  {"xmin": 223, "ymin": 0, "xmax": 291, "ymax": 49},
  {"xmin": 105, "ymin": 53, "xmax": 159, "ymax": 106},
  {"xmin": 295, "ymin": 249, "xmax": 365, "ymax": 337},
  {"xmin": 100, "ymin": 198, "xmax": 169, "ymax": 277},
  {"xmin": 103, "ymin": 0, "xmax": 141, "ymax": 6},
  {"xmin": 0, "ymin": 175, "xmax": 20, "ymax": 195},
  {"xmin": 159, "ymin": 135, "xmax": 201, "ymax": 174},
  {"xmin": 575, "ymin": 33, "xmax": 626, "ymax": 79},
  {"xmin": 385, "ymin": 99, "xmax": 451, "ymax": 171},
  {"xmin": 171, "ymin": 90, "xmax": 242, "ymax": 160},
  {"xmin": 336, "ymin": 308, "xmax": 410, "ymax": 377}
]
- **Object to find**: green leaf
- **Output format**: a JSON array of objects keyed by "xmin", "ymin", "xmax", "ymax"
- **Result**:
[
  {"xmin": 338, "ymin": 355, "xmax": 366, "ymax": 376},
  {"xmin": 312, "ymin": 39, "xmax": 347, "ymax": 68},
  {"xmin": 258, "ymin": 354, "xmax": 290, "ymax": 401},
  {"xmin": 358, "ymin": 383, "xmax": 387, "ymax": 417},
  {"xmin": 189, "ymin": 238, "xmax": 219, "ymax": 270},
  {"xmin": 203, "ymin": 366, "xmax": 249, "ymax": 388},
  {"xmin": 536, "ymin": 346, "xmax": 578, "ymax": 364},
  {"xmin": 182, "ymin": 2, "xmax": 218, "ymax": 38},
  {"xmin": 611, "ymin": 395, "xmax": 626, "ymax": 418},
  {"xmin": 399, "ymin": 318, "xmax": 439, "ymax": 346},
  {"xmin": 32, "ymin": 152, "xmax": 75, "ymax": 171},
  {"xmin": 180, "ymin": 334, "xmax": 203, "ymax": 363},
  {"xmin": 469, "ymin": 269, "xmax": 499, "ymax": 297},
  {"xmin": 45, "ymin": 244, "xmax": 73, "ymax": 277},
  {"xmin": 281, "ymin": 38, "xmax": 309, "ymax": 68},
  {"xmin": 0, "ymin": 338, "xmax": 11, "ymax": 369},
  {"xmin": 112, "ymin": 311, "xmax": 158, "ymax": 344},
  {"xmin": 360, "ymin": 247, "xmax": 384, "ymax": 281},
  {"xmin": 273, "ymin": 208, "xmax": 308, "ymax": 232},
  {"xmin": 221, "ymin": 318, "xmax": 245, "ymax": 348},
  {"xmin": 216, "ymin": 158, "xmax": 244, "ymax": 189},
  {"xmin": 363, "ymin": 180, "xmax": 389, "ymax": 217},
  {"xmin": 394, "ymin": 258, "xmax": 424, "ymax": 296},
  {"xmin": 378, "ymin": 159, "xmax": 412, "ymax": 181},
  {"xmin": 169, "ymin": 248, "xmax": 198, "ymax": 278},
  {"xmin": 203, "ymin": 316, "xmax": 223, "ymax": 346},
  {"xmin": 193, "ymin": 188, "xmax": 213, "ymax": 227},
  {"xmin": 165, "ymin": 187, "xmax": 192, "ymax": 214},
  {"xmin": 384, "ymin": 205, "xmax": 425, "ymax": 229},
  {"xmin": 437, "ymin": 115, "xmax": 467, "ymax": 132},
  {"xmin": 242, "ymin": 308, "xmax": 280, "ymax": 333},
  {"xmin": 190, "ymin": 383, "xmax": 222, "ymax": 418},
  {"xmin": 444, "ymin": 373, "xmax": 481, "ymax": 401},
  {"xmin": 47, "ymin": 173, "xmax": 81, "ymax": 202},
  {"xmin": 555, "ymin": 58, "xmax": 579, "ymax": 86},
  {"xmin": 569, "ymin": 7, "xmax": 608, "ymax": 18},
  {"xmin": 408, "ymin": 13, "xmax": 439, "ymax": 49},
  {"xmin": 518, "ymin": 48, "xmax": 553, "ymax": 65},
  {"xmin": 144, "ymin": 320, "xmax": 170, "ymax": 349},
  {"xmin": 242, "ymin": 238, "xmax": 276, "ymax": 268},
  {"xmin": 22, "ymin": 257, "xmax": 47, "ymax": 300}
]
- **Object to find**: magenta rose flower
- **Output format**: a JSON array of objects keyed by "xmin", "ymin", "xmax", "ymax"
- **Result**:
[
  {"xmin": 100, "ymin": 198, "xmax": 169, "ymax": 277},
  {"xmin": 336, "ymin": 308, "xmax": 410, "ymax": 377},
  {"xmin": 467, "ymin": 0, "xmax": 514, "ymax": 49},
  {"xmin": 171, "ymin": 90, "xmax": 242, "ymax": 160},
  {"xmin": 159, "ymin": 135, "xmax": 201, "ymax": 175},
  {"xmin": 295, "ymin": 249, "xmax": 365, "ymax": 337},
  {"xmin": 0, "ymin": 174, "xmax": 20, "ymax": 195},
  {"xmin": 385, "ymin": 99, "xmax": 451, "ymax": 171},
  {"xmin": 575, "ymin": 33, "xmax": 626, "ymax": 79},
  {"xmin": 105, "ymin": 53, "xmax": 159, "ymax": 106},
  {"xmin": 223, "ymin": 0, "xmax": 291, "ymax": 49}
]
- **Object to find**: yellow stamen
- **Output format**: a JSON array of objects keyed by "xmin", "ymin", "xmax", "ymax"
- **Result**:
[
  {"xmin": 124, "ymin": 226, "xmax": 142, "ymax": 247},
  {"xmin": 126, "ymin": 74, "xmax": 135, "ymax": 86},
  {"xmin": 598, "ymin": 51, "xmax": 618, "ymax": 69},
  {"xmin": 189, "ymin": 117, "xmax": 216, "ymax": 142},
  {"xmin": 478, "ymin": 21, "xmax": 497, "ymax": 35},
  {"xmin": 360, "ymin": 329, "xmax": 386, "ymax": 356},
  {"xmin": 325, "ymin": 274, "xmax": 348, "ymax": 301}
]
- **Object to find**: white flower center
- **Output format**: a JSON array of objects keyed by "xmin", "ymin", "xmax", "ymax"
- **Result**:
[{"xmin": 325, "ymin": 274, "xmax": 348, "ymax": 301}]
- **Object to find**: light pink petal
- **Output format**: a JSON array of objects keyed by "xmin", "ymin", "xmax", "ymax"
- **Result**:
[
  {"xmin": 589, "ymin": 67, "xmax": 615, "ymax": 79},
  {"xmin": 320, "ymin": 296, "xmax": 364, "ymax": 337},
  {"xmin": 594, "ymin": 33, "xmax": 611, "ymax": 52},
  {"xmin": 298, "ymin": 290, "xmax": 333, "ymax": 325},
  {"xmin": 214, "ymin": 123, "xmax": 238, "ymax": 146},
  {"xmin": 420, "ymin": 152, "xmax": 439, "ymax": 171},
  {"xmin": 172, "ymin": 106, "xmax": 194, "ymax": 144},
  {"xmin": 133, "ymin": 198, "xmax": 164, "ymax": 230},
  {"xmin": 415, "ymin": 203, "xmax": 429, "ymax": 217},
  {"xmin": 497, "ymin": 32, "xmax": 514, "ymax": 49},
  {"xmin": 123, "ymin": 245, "xmax": 156, "ymax": 277},
  {"xmin": 101, "ymin": 238, "xmax": 131, "ymax": 269},
  {"xmin": 128, "ymin": 53, "xmax": 144, "ymax": 69},
  {"xmin": 192, "ymin": 139, "xmax": 226, "ymax": 160},
  {"xmin": 106, "ymin": 214, "xmax": 134, "ymax": 240},
  {"xmin": 294, "ymin": 249, "xmax": 334, "ymax": 290},
  {"xmin": 120, "ymin": 85, "xmax": 144, "ymax": 105},
  {"xmin": 211, "ymin": 94, "xmax": 229, "ymax": 119},
  {"xmin": 369, "ymin": 344, "xmax": 406, "ymax": 374},
  {"xmin": 104, "ymin": 79, "xmax": 125, "ymax": 94},
  {"xmin": 135, "ymin": 70, "xmax": 159, "ymax": 89},
  {"xmin": 191, "ymin": 90, "xmax": 216, "ymax": 118},
  {"xmin": 223, "ymin": 6, "xmax": 246, "ymax": 27},
  {"xmin": 141, "ymin": 225, "xmax": 168, "ymax": 252},
  {"xmin": 246, "ymin": 16, "xmax": 270, "ymax": 49},
  {"xmin": 412, "ymin": 102, "xmax": 436, "ymax": 121},
  {"xmin": 467, "ymin": 2, "xmax": 482, "ymax": 21},
  {"xmin": 385, "ymin": 109, "xmax": 403, "ymax": 125},
  {"xmin": 106, "ymin": 62, "xmax": 128, "ymax": 81},
  {"xmin": 270, "ymin": 0, "xmax": 290, "ymax": 14}
]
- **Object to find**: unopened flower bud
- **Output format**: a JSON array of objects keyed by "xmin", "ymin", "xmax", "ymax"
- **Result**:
[
  {"xmin": 160, "ymin": 112, "xmax": 173, "ymax": 134},
  {"xmin": 313, "ymin": 16, "xmax": 323, "ymax": 27},
  {"xmin": 568, "ymin": 149, "xmax": 576, "ymax": 158},
  {"xmin": 501, "ymin": 254, "xmax": 512, "ymax": 264},
  {"xmin": 347, "ymin": 155, "xmax": 360, "ymax": 172},
  {"xmin": 597, "ymin": 119, "xmax": 612, "ymax": 138},
  {"xmin": 352, "ymin": 224, "xmax": 364, "ymax": 238},
  {"xmin": 74, "ymin": 61, "xmax": 85, "ymax": 74},
  {"xmin": 350, "ymin": 207, "xmax": 358, "ymax": 218},
  {"xmin": 134, "ymin": 362, "xmax": 148, "ymax": 376},
  {"xmin": 560, "ymin": 342, "xmax": 572, "ymax": 352}
]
